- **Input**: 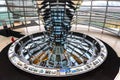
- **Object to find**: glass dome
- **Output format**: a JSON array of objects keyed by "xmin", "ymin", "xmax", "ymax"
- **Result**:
[{"xmin": 7, "ymin": 0, "xmax": 108, "ymax": 77}]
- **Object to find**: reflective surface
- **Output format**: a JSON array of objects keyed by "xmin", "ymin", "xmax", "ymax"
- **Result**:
[{"xmin": 8, "ymin": 32, "xmax": 107, "ymax": 76}]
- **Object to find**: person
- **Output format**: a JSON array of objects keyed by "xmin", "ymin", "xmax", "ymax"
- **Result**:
[
  {"xmin": 2, "ymin": 21, "xmax": 9, "ymax": 36},
  {"xmin": 11, "ymin": 36, "xmax": 15, "ymax": 42},
  {"xmin": 2, "ymin": 21, "xmax": 7, "ymax": 29}
]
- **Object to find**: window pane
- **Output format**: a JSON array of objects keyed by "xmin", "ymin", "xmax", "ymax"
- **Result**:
[
  {"xmin": 108, "ymin": 1, "xmax": 120, "ymax": 6},
  {"xmin": 92, "ymin": 1, "xmax": 107, "ymax": 6}
]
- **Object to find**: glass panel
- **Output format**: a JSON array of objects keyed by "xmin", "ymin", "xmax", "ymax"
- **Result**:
[
  {"xmin": 76, "ymin": 6, "xmax": 90, "ymax": 25},
  {"xmin": 108, "ymin": 1, "xmax": 120, "ymax": 6},
  {"xmin": 108, "ymin": 7, "xmax": 120, "ymax": 13},
  {"xmin": 105, "ymin": 19, "xmax": 120, "ymax": 32},
  {"xmin": 92, "ymin": 1, "xmax": 107, "ymax": 6},
  {"xmin": 92, "ymin": 7, "xmax": 106, "ymax": 12},
  {"xmin": 81, "ymin": 1, "xmax": 91, "ymax": 6},
  {"xmin": 90, "ymin": 21, "xmax": 104, "ymax": 28}
]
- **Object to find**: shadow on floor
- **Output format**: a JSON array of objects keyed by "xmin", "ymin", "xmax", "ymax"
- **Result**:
[
  {"xmin": 0, "ymin": 29, "xmax": 24, "ymax": 38},
  {"xmin": 0, "ymin": 21, "xmax": 39, "ymax": 38}
]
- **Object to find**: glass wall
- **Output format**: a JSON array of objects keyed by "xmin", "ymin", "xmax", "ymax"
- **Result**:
[
  {"xmin": 74, "ymin": 0, "xmax": 120, "ymax": 35},
  {"xmin": 0, "ymin": 0, "xmax": 120, "ymax": 36},
  {"xmin": 0, "ymin": 0, "xmax": 13, "ymax": 27},
  {"xmin": 0, "ymin": 0, "xmax": 39, "ymax": 28}
]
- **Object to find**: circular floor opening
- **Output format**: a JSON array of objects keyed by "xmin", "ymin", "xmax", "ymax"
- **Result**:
[{"xmin": 8, "ymin": 31, "xmax": 107, "ymax": 77}]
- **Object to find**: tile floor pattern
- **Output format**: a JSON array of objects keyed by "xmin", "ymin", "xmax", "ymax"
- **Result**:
[{"xmin": 0, "ymin": 25, "xmax": 120, "ymax": 80}]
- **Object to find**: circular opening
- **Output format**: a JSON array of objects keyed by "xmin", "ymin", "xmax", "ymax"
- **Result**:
[{"xmin": 8, "ymin": 32, "xmax": 107, "ymax": 77}]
